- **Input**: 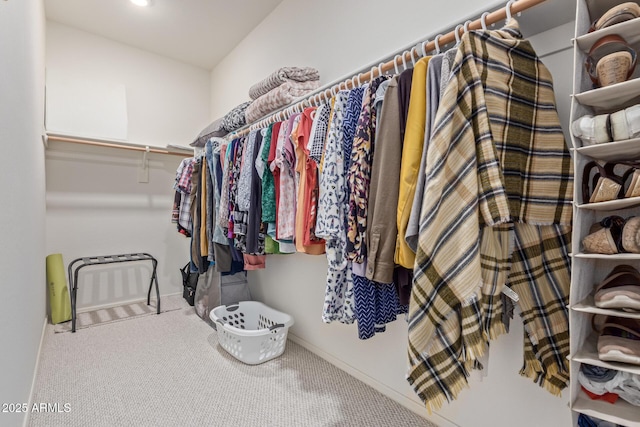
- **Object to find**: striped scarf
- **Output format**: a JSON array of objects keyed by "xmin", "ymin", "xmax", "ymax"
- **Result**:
[{"xmin": 408, "ymin": 20, "xmax": 573, "ymax": 411}]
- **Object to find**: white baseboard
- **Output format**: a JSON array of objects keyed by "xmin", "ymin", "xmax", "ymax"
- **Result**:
[
  {"xmin": 77, "ymin": 291, "xmax": 182, "ymax": 313},
  {"xmin": 287, "ymin": 333, "xmax": 459, "ymax": 427},
  {"xmin": 23, "ymin": 316, "xmax": 48, "ymax": 427}
]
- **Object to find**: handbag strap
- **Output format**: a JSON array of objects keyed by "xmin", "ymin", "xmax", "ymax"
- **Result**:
[{"xmin": 180, "ymin": 262, "xmax": 191, "ymax": 282}]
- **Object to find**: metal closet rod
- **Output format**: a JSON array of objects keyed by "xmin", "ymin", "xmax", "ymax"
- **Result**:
[
  {"xmin": 229, "ymin": 0, "xmax": 545, "ymax": 138},
  {"xmin": 46, "ymin": 134, "xmax": 192, "ymax": 157}
]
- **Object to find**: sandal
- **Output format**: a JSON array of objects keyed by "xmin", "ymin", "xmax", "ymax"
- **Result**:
[
  {"xmin": 583, "ymin": 216, "xmax": 625, "ymax": 254},
  {"xmin": 623, "ymin": 216, "xmax": 640, "ymax": 253},
  {"xmin": 595, "ymin": 265, "xmax": 640, "ymax": 311},
  {"xmin": 596, "ymin": 316, "xmax": 640, "ymax": 365},
  {"xmin": 621, "ymin": 165, "xmax": 640, "ymax": 198},
  {"xmin": 591, "ymin": 2, "xmax": 640, "ymax": 32},
  {"xmin": 582, "ymin": 161, "xmax": 624, "ymax": 204}
]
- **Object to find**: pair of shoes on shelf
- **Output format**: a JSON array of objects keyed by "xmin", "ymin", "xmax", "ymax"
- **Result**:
[
  {"xmin": 595, "ymin": 265, "xmax": 640, "ymax": 311},
  {"xmin": 573, "ymin": 104, "xmax": 640, "ymax": 146},
  {"xmin": 594, "ymin": 265, "xmax": 640, "ymax": 365},
  {"xmin": 583, "ymin": 216, "xmax": 640, "ymax": 254},
  {"xmin": 583, "ymin": 161, "xmax": 640, "ymax": 204},
  {"xmin": 595, "ymin": 315, "xmax": 640, "ymax": 365}
]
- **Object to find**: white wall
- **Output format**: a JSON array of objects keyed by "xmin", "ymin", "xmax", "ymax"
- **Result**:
[
  {"xmin": 209, "ymin": 1, "xmax": 576, "ymax": 426},
  {"xmin": 0, "ymin": 1, "xmax": 47, "ymax": 426},
  {"xmin": 45, "ymin": 22, "xmax": 210, "ymax": 310}
]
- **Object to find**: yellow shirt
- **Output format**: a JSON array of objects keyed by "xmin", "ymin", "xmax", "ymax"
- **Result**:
[{"xmin": 395, "ymin": 56, "xmax": 430, "ymax": 269}]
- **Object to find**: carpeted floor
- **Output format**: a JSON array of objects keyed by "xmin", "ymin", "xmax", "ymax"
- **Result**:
[{"xmin": 29, "ymin": 297, "xmax": 436, "ymax": 427}]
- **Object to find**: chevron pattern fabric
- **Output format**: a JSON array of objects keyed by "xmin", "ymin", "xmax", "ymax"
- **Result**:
[{"xmin": 353, "ymin": 274, "xmax": 407, "ymax": 340}]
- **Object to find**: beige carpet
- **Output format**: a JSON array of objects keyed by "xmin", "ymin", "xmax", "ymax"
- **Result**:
[
  {"xmin": 53, "ymin": 295, "xmax": 184, "ymax": 333},
  {"xmin": 29, "ymin": 297, "xmax": 436, "ymax": 427}
]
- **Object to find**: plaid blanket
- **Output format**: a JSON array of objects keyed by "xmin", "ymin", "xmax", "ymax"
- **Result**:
[
  {"xmin": 249, "ymin": 67, "xmax": 320, "ymax": 100},
  {"xmin": 408, "ymin": 20, "xmax": 573, "ymax": 411}
]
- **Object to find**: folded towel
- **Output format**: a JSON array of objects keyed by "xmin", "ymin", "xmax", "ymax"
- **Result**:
[
  {"xmin": 245, "ymin": 80, "xmax": 320, "ymax": 124},
  {"xmin": 249, "ymin": 67, "xmax": 320, "ymax": 100}
]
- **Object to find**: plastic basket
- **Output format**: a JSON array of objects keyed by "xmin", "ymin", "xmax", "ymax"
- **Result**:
[{"xmin": 209, "ymin": 301, "xmax": 294, "ymax": 365}]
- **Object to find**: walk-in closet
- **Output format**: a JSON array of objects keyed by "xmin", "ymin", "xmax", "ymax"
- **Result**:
[{"xmin": 4, "ymin": 0, "xmax": 639, "ymax": 426}]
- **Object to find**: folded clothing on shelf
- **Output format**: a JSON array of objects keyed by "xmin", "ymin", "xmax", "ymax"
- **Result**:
[
  {"xmin": 248, "ymin": 66, "xmax": 320, "ymax": 100},
  {"xmin": 578, "ymin": 413, "xmax": 623, "ymax": 427},
  {"xmin": 190, "ymin": 117, "xmax": 228, "ymax": 147},
  {"xmin": 573, "ymin": 104, "xmax": 640, "ymax": 145},
  {"xmin": 222, "ymin": 101, "xmax": 252, "ymax": 132},
  {"xmin": 245, "ymin": 80, "xmax": 320, "ymax": 123},
  {"xmin": 579, "ymin": 363, "xmax": 640, "ymax": 406}
]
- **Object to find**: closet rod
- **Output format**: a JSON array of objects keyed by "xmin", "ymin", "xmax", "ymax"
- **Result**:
[
  {"xmin": 229, "ymin": 0, "xmax": 545, "ymax": 138},
  {"xmin": 46, "ymin": 135, "xmax": 192, "ymax": 157}
]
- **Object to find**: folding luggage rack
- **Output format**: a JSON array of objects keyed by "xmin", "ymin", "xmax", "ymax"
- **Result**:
[{"xmin": 67, "ymin": 253, "xmax": 160, "ymax": 332}]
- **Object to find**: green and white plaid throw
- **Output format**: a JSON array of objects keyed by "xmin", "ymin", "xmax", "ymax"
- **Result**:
[{"xmin": 408, "ymin": 20, "xmax": 573, "ymax": 411}]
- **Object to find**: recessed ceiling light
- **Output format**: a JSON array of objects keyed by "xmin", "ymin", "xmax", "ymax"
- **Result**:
[{"xmin": 130, "ymin": 0, "xmax": 151, "ymax": 7}]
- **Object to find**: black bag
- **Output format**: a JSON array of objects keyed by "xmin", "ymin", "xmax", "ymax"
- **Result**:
[{"xmin": 180, "ymin": 263, "xmax": 199, "ymax": 306}]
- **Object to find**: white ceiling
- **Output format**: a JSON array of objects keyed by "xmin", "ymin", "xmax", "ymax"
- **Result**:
[{"xmin": 44, "ymin": 0, "xmax": 285, "ymax": 70}]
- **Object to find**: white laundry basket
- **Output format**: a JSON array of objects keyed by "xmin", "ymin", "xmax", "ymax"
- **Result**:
[{"xmin": 210, "ymin": 301, "xmax": 294, "ymax": 365}]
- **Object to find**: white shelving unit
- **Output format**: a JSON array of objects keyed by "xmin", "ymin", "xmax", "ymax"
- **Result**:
[{"xmin": 569, "ymin": 1, "xmax": 640, "ymax": 426}]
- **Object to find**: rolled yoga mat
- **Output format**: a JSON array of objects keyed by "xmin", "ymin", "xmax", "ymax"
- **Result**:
[{"xmin": 46, "ymin": 253, "xmax": 71, "ymax": 324}]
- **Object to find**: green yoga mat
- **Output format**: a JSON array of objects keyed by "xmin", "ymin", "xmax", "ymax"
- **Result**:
[{"xmin": 46, "ymin": 254, "xmax": 71, "ymax": 324}]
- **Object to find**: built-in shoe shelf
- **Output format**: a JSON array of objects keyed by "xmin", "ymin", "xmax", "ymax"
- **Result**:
[{"xmin": 569, "ymin": 1, "xmax": 640, "ymax": 426}]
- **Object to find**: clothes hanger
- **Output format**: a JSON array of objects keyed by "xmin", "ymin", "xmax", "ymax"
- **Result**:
[
  {"xmin": 463, "ymin": 20, "xmax": 472, "ymax": 33},
  {"xmin": 410, "ymin": 47, "xmax": 416, "ymax": 67},
  {"xmin": 506, "ymin": 0, "xmax": 515, "ymax": 22},
  {"xmin": 481, "ymin": 12, "xmax": 490, "ymax": 30},
  {"xmin": 401, "ymin": 51, "xmax": 408, "ymax": 70},
  {"xmin": 434, "ymin": 34, "xmax": 442, "ymax": 54},
  {"xmin": 454, "ymin": 24, "xmax": 463, "ymax": 45},
  {"xmin": 378, "ymin": 62, "xmax": 385, "ymax": 77},
  {"xmin": 393, "ymin": 55, "xmax": 401, "ymax": 74},
  {"xmin": 421, "ymin": 40, "xmax": 428, "ymax": 58}
]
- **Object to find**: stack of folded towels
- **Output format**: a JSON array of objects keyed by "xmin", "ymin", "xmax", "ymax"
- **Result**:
[
  {"xmin": 190, "ymin": 67, "xmax": 320, "ymax": 147},
  {"xmin": 244, "ymin": 67, "xmax": 320, "ymax": 123}
]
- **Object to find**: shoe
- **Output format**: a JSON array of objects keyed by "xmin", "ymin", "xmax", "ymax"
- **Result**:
[
  {"xmin": 583, "ymin": 216, "xmax": 625, "ymax": 254},
  {"xmin": 597, "ymin": 316, "xmax": 640, "ymax": 365},
  {"xmin": 582, "ymin": 161, "xmax": 623, "ymax": 203},
  {"xmin": 585, "ymin": 35, "xmax": 636, "ymax": 88},
  {"xmin": 582, "ymin": 161, "xmax": 640, "ymax": 203},
  {"xmin": 591, "ymin": 2, "xmax": 640, "ymax": 32},
  {"xmin": 594, "ymin": 265, "xmax": 640, "ymax": 311},
  {"xmin": 572, "ymin": 104, "xmax": 640, "ymax": 146}
]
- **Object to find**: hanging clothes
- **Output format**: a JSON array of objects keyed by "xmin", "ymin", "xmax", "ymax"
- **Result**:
[
  {"xmin": 350, "ymin": 76, "xmax": 407, "ymax": 340},
  {"xmin": 275, "ymin": 114, "xmax": 300, "ymax": 242},
  {"xmin": 365, "ymin": 76, "xmax": 402, "ymax": 284},
  {"xmin": 316, "ymin": 91, "xmax": 356, "ymax": 324},
  {"xmin": 206, "ymin": 139, "xmax": 233, "ymax": 273},
  {"xmin": 395, "ymin": 56, "xmax": 431, "ymax": 269},
  {"xmin": 304, "ymin": 104, "xmax": 331, "ymax": 247},
  {"xmin": 407, "ymin": 21, "xmax": 573, "ymax": 410},
  {"xmin": 174, "ymin": 157, "xmax": 195, "ymax": 235},
  {"xmin": 397, "ymin": 68, "xmax": 413, "ymax": 150},
  {"xmin": 294, "ymin": 107, "xmax": 325, "ymax": 255},
  {"xmin": 346, "ymin": 76, "xmax": 389, "ymax": 267},
  {"xmin": 405, "ymin": 53, "xmax": 445, "ymax": 252}
]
